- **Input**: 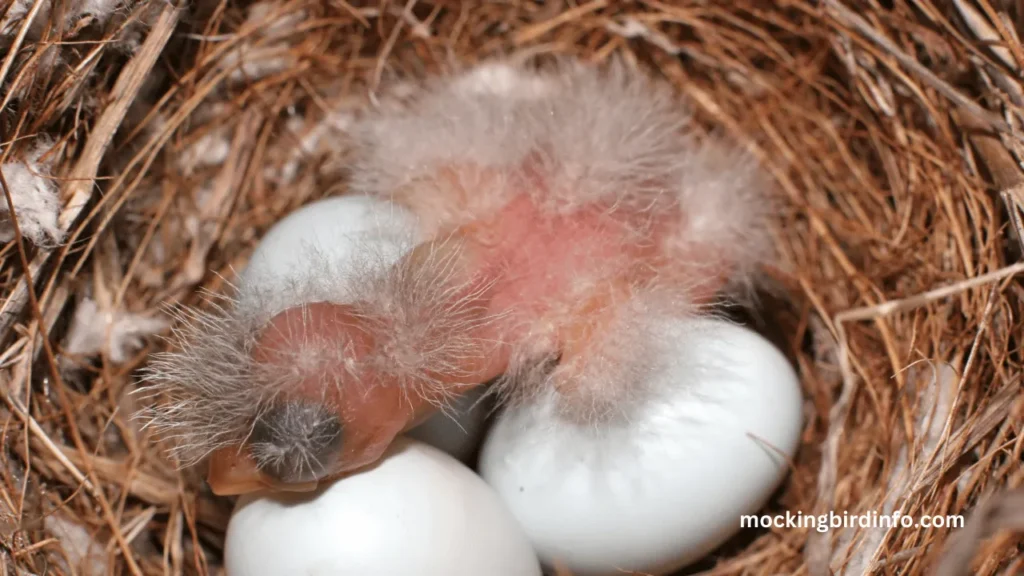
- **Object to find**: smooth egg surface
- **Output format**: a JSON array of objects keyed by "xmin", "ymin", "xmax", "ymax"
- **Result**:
[
  {"xmin": 478, "ymin": 317, "xmax": 804, "ymax": 575},
  {"xmin": 225, "ymin": 438, "xmax": 541, "ymax": 576},
  {"xmin": 240, "ymin": 194, "xmax": 420, "ymax": 318}
]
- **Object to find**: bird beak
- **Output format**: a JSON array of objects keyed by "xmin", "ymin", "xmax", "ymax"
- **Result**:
[{"xmin": 207, "ymin": 446, "xmax": 319, "ymax": 496}]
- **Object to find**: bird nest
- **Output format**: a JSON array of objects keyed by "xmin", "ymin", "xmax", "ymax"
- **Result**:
[{"xmin": 1, "ymin": 0, "xmax": 1023, "ymax": 574}]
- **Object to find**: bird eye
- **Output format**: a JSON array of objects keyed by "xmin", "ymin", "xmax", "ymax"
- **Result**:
[{"xmin": 249, "ymin": 401, "xmax": 344, "ymax": 484}]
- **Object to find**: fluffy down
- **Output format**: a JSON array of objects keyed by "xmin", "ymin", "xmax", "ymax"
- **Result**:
[
  {"xmin": 0, "ymin": 139, "xmax": 62, "ymax": 246},
  {"xmin": 0, "ymin": 0, "xmax": 128, "ymax": 37},
  {"xmin": 350, "ymin": 59, "xmax": 773, "ymax": 416},
  {"xmin": 138, "ymin": 58, "xmax": 775, "ymax": 472},
  {"xmin": 64, "ymin": 298, "xmax": 169, "ymax": 364}
]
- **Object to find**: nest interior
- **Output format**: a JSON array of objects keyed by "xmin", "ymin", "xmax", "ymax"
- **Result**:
[{"xmin": 0, "ymin": 0, "xmax": 1023, "ymax": 574}]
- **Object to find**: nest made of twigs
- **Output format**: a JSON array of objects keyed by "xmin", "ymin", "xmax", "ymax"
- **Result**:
[{"xmin": 1, "ymin": 0, "xmax": 1023, "ymax": 574}]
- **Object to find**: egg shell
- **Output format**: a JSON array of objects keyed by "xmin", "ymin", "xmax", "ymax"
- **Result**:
[
  {"xmin": 225, "ymin": 438, "xmax": 541, "ymax": 576},
  {"xmin": 478, "ymin": 317, "xmax": 804, "ymax": 575},
  {"xmin": 240, "ymin": 195, "xmax": 492, "ymax": 461},
  {"xmin": 240, "ymin": 194, "xmax": 420, "ymax": 318}
]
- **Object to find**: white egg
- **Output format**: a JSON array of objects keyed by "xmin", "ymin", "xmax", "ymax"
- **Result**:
[
  {"xmin": 240, "ymin": 194, "xmax": 420, "ymax": 317},
  {"xmin": 225, "ymin": 438, "xmax": 541, "ymax": 576},
  {"xmin": 241, "ymin": 195, "xmax": 492, "ymax": 461},
  {"xmin": 478, "ymin": 317, "xmax": 804, "ymax": 575}
]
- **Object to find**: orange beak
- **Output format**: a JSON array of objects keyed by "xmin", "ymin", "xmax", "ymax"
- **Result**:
[{"xmin": 207, "ymin": 446, "xmax": 320, "ymax": 496}]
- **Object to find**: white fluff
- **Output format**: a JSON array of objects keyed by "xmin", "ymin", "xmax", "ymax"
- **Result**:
[
  {"xmin": 219, "ymin": 1, "xmax": 303, "ymax": 83},
  {"xmin": 273, "ymin": 108, "xmax": 357, "ymax": 183},
  {"xmin": 45, "ymin": 513, "xmax": 109, "ymax": 576},
  {"xmin": 833, "ymin": 363, "xmax": 957, "ymax": 574},
  {"xmin": 176, "ymin": 128, "xmax": 232, "ymax": 174},
  {"xmin": 0, "ymin": 140, "xmax": 62, "ymax": 246},
  {"xmin": 352, "ymin": 59, "xmax": 772, "ymax": 286},
  {"xmin": 0, "ymin": 0, "xmax": 126, "ymax": 36},
  {"xmin": 75, "ymin": 0, "xmax": 123, "ymax": 20},
  {"xmin": 449, "ymin": 62, "xmax": 557, "ymax": 99},
  {"xmin": 64, "ymin": 298, "xmax": 168, "ymax": 363},
  {"xmin": 0, "ymin": 0, "xmax": 34, "ymax": 34},
  {"xmin": 350, "ymin": 59, "xmax": 773, "ymax": 411}
]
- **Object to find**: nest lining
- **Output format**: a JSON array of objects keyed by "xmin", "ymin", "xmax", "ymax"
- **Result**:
[{"xmin": 0, "ymin": 0, "xmax": 1022, "ymax": 574}]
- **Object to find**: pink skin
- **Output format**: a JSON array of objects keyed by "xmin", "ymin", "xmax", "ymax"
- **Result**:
[{"xmin": 207, "ymin": 170, "xmax": 730, "ymax": 495}]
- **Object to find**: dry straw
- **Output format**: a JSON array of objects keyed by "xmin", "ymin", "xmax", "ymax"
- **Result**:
[{"xmin": 0, "ymin": 0, "xmax": 1022, "ymax": 574}]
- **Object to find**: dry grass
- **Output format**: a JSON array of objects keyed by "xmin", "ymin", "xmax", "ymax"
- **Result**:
[{"xmin": 0, "ymin": 0, "xmax": 1023, "ymax": 574}]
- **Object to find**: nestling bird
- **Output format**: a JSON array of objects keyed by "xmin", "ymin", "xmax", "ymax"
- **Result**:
[{"xmin": 140, "ymin": 58, "xmax": 775, "ymax": 495}]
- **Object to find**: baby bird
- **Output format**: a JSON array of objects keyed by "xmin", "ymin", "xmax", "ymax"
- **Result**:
[{"xmin": 140, "ymin": 59, "xmax": 774, "ymax": 495}]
